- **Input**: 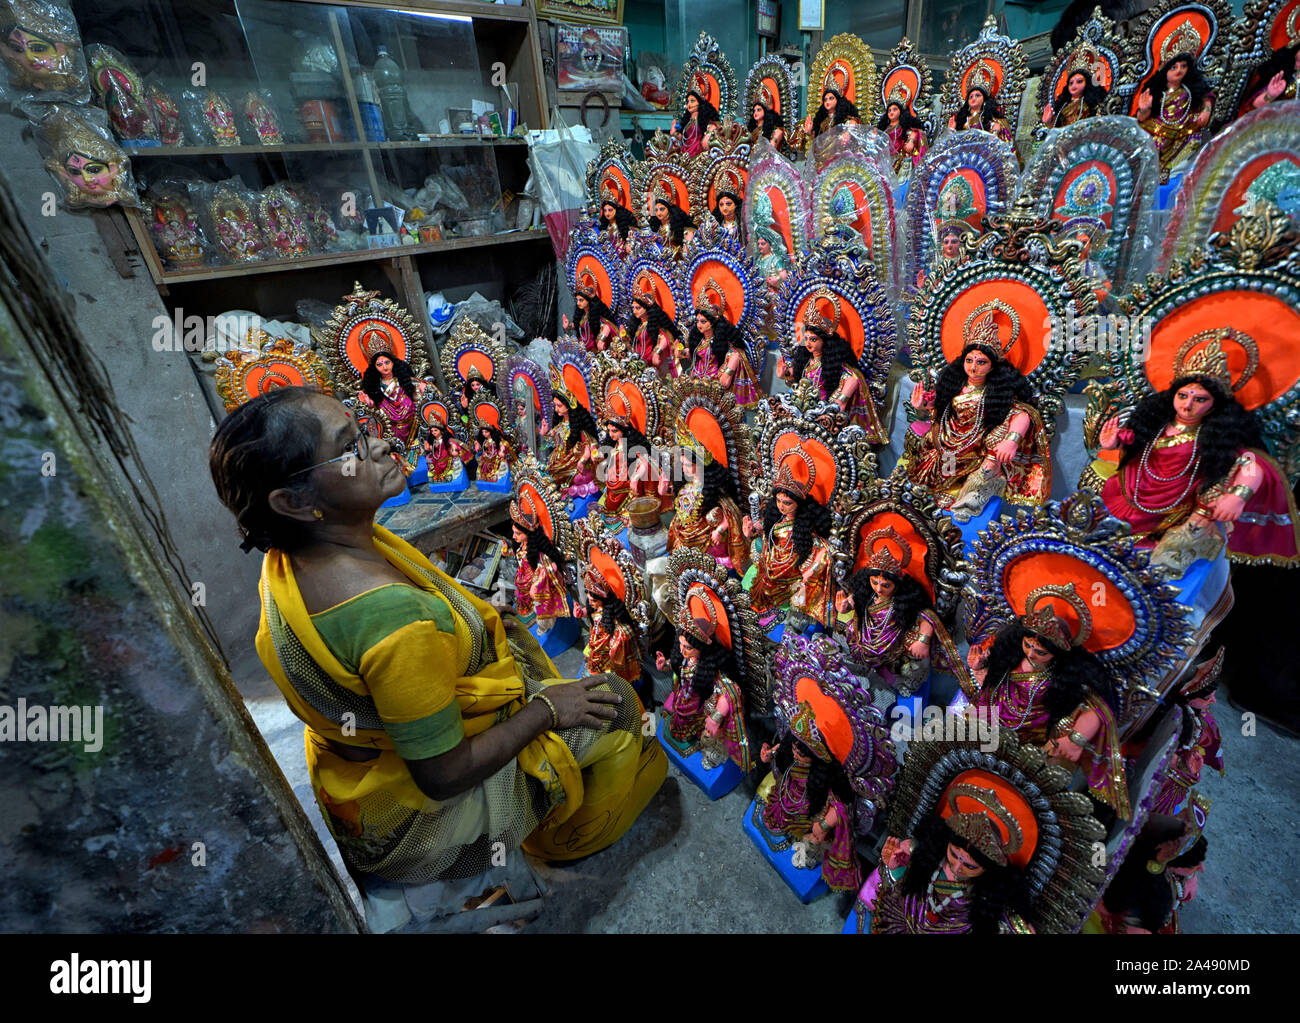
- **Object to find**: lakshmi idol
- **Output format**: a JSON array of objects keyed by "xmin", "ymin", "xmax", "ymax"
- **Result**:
[
  {"xmin": 421, "ymin": 420, "xmax": 468, "ymax": 488},
  {"xmin": 650, "ymin": 192, "xmax": 697, "ymax": 259},
  {"xmin": 1097, "ymin": 335, "xmax": 1300, "ymax": 569},
  {"xmin": 947, "ymin": 85, "xmax": 1014, "ymax": 143},
  {"xmin": 358, "ymin": 348, "xmax": 428, "ymax": 474},
  {"xmin": 656, "ymin": 611, "xmax": 751, "ymax": 774},
  {"xmin": 597, "ymin": 198, "xmax": 639, "ymax": 257},
  {"xmin": 596, "ymin": 395, "xmax": 668, "ymax": 525},
  {"xmin": 624, "ymin": 294, "xmax": 681, "ymax": 379},
  {"xmin": 801, "ymin": 87, "xmax": 861, "ymax": 140},
  {"xmin": 509, "ymin": 500, "xmax": 571, "ymax": 634},
  {"xmin": 902, "ymin": 312, "xmax": 1050, "ymax": 521},
  {"xmin": 669, "ymin": 87, "xmax": 720, "ymax": 157},
  {"xmin": 779, "ymin": 295, "xmax": 886, "ymax": 444},
  {"xmin": 1150, "ymin": 651, "xmax": 1224, "ymax": 817},
  {"xmin": 743, "ymin": 451, "xmax": 835, "ymax": 627},
  {"xmin": 541, "ymin": 391, "xmax": 601, "ymax": 500},
  {"xmin": 965, "ymin": 600, "xmax": 1129, "ymax": 823},
  {"xmin": 746, "ymin": 101, "xmax": 786, "ymax": 150},
  {"xmin": 837, "ymin": 553, "xmax": 962, "ymax": 698},
  {"xmin": 661, "ymin": 424, "xmax": 749, "ymax": 573},
  {"xmin": 685, "ymin": 301, "xmax": 761, "ymax": 410},
  {"xmin": 562, "ymin": 279, "xmax": 619, "ymax": 353},
  {"xmin": 877, "ymin": 99, "xmax": 926, "ymax": 177},
  {"xmin": 472, "ymin": 422, "xmax": 515, "ymax": 488},
  {"xmin": 575, "ymin": 566, "xmax": 643, "ymax": 696},
  {"xmin": 1135, "ymin": 52, "xmax": 1214, "ymax": 179},
  {"xmin": 1041, "ymin": 67, "xmax": 1108, "ymax": 128},
  {"xmin": 709, "ymin": 187, "xmax": 745, "ymax": 246},
  {"xmin": 756, "ymin": 701, "xmax": 861, "ymax": 892}
]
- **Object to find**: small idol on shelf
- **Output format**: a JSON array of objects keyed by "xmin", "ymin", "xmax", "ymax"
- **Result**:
[
  {"xmin": 1135, "ymin": 53, "xmax": 1214, "ymax": 180},
  {"xmin": 542, "ymin": 389, "xmax": 602, "ymax": 500},
  {"xmin": 1150, "ymin": 650, "xmax": 1224, "ymax": 816},
  {"xmin": 597, "ymin": 198, "xmax": 639, "ymax": 257},
  {"xmin": 658, "ymin": 608, "xmax": 751, "ymax": 774},
  {"xmin": 509, "ymin": 497, "xmax": 572, "ymax": 635},
  {"xmin": 1096, "ymin": 336, "xmax": 1300, "ymax": 570},
  {"xmin": 258, "ymin": 185, "xmax": 312, "ymax": 259},
  {"xmin": 743, "ymin": 449, "xmax": 836, "ymax": 628},
  {"xmin": 576, "ymin": 569, "xmax": 644, "ymax": 700},
  {"xmin": 649, "ymin": 191, "xmax": 696, "ymax": 259},
  {"xmin": 421, "ymin": 419, "xmax": 468, "ymax": 491},
  {"xmin": 86, "ymin": 44, "xmax": 155, "ymax": 142},
  {"xmin": 597, "ymin": 390, "xmax": 668, "ymax": 526},
  {"xmin": 208, "ymin": 182, "xmax": 266, "ymax": 262},
  {"xmin": 753, "ymin": 636, "xmax": 899, "ymax": 893},
  {"xmin": 624, "ymin": 294, "xmax": 681, "ymax": 379},
  {"xmin": 877, "ymin": 98, "xmax": 926, "ymax": 176},
  {"xmin": 779, "ymin": 292, "xmax": 885, "ymax": 443},
  {"xmin": 838, "ymin": 562, "xmax": 961, "ymax": 700},
  {"xmin": 358, "ymin": 348, "xmax": 428, "ymax": 474},
  {"xmin": 669, "ymin": 86, "xmax": 720, "ymax": 157},
  {"xmin": 856, "ymin": 726, "xmax": 1107, "ymax": 934},
  {"xmin": 201, "ymin": 88, "xmax": 240, "ymax": 145},
  {"xmin": 244, "ymin": 90, "xmax": 284, "ymax": 145},
  {"xmin": 146, "ymin": 190, "xmax": 204, "ymax": 269},
  {"xmin": 901, "ymin": 312, "xmax": 1049, "ymax": 521},
  {"xmin": 947, "ymin": 85, "xmax": 1014, "ymax": 143},
  {"xmin": 0, "ymin": 0, "xmax": 86, "ymax": 96},
  {"xmin": 1095, "ymin": 798, "xmax": 1209, "ymax": 933},
  {"xmin": 964, "ymin": 594, "xmax": 1129, "ymax": 823},
  {"xmin": 746, "ymin": 101, "xmax": 786, "ymax": 150},
  {"xmin": 145, "ymin": 82, "xmax": 184, "ymax": 145},
  {"xmin": 1041, "ymin": 67, "xmax": 1108, "ymax": 127},
  {"xmin": 563, "ymin": 279, "xmax": 619, "ymax": 353},
  {"xmin": 472, "ymin": 420, "xmax": 516, "ymax": 491},
  {"xmin": 662, "ymin": 426, "xmax": 749, "ymax": 574},
  {"xmin": 685, "ymin": 300, "xmax": 760, "ymax": 411},
  {"xmin": 802, "ymin": 88, "xmax": 861, "ymax": 140}
]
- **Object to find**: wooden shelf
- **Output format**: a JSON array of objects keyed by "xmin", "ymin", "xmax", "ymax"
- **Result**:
[
  {"xmin": 158, "ymin": 228, "xmax": 550, "ymax": 284},
  {"xmin": 123, "ymin": 137, "xmax": 528, "ymax": 158}
]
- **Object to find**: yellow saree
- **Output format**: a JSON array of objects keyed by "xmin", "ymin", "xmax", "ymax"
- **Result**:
[{"xmin": 255, "ymin": 524, "xmax": 665, "ymax": 883}]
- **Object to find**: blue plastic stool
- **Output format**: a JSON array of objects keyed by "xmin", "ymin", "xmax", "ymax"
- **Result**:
[
  {"xmin": 742, "ymin": 797, "xmax": 830, "ymax": 903},
  {"xmin": 1156, "ymin": 172, "xmax": 1185, "ymax": 211},
  {"xmin": 570, "ymin": 493, "xmax": 598, "ymax": 521},
  {"xmin": 656, "ymin": 717, "xmax": 745, "ymax": 799},
  {"xmin": 407, "ymin": 461, "xmax": 428, "ymax": 488},
  {"xmin": 940, "ymin": 495, "xmax": 1002, "ymax": 557}
]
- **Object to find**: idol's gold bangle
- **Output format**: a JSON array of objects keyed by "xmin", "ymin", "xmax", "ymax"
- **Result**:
[
  {"xmin": 1229, "ymin": 484, "xmax": 1255, "ymax": 501},
  {"xmin": 1005, "ymin": 430, "xmax": 1023, "ymax": 444},
  {"xmin": 532, "ymin": 692, "xmax": 560, "ymax": 729}
]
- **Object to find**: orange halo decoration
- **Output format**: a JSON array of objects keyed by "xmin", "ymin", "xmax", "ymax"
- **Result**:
[
  {"xmin": 683, "ymin": 405, "xmax": 730, "ymax": 468},
  {"xmin": 937, "ymin": 769, "xmax": 1040, "ymax": 871},
  {"xmin": 796, "ymin": 286, "xmax": 866, "ymax": 361},
  {"xmin": 1001, "ymin": 556, "xmax": 1137, "ymax": 653},
  {"xmin": 515, "ymin": 477, "xmax": 555, "ymax": 543},
  {"xmin": 685, "ymin": 581, "xmax": 733, "ymax": 651},
  {"xmin": 588, "ymin": 544, "xmax": 627, "ymax": 603},
  {"xmin": 314, "ymin": 282, "xmax": 427, "ymax": 391},
  {"xmin": 1130, "ymin": 9, "xmax": 1215, "ymax": 115},
  {"xmin": 793, "ymin": 674, "xmax": 853, "ymax": 764},
  {"xmin": 629, "ymin": 264, "xmax": 681, "ymax": 323},
  {"xmin": 853, "ymin": 512, "xmax": 934, "ymax": 599},
  {"xmin": 939, "ymin": 284, "xmax": 1052, "ymax": 378},
  {"xmin": 605, "ymin": 379, "xmax": 649, "ymax": 435},
  {"xmin": 772, "ymin": 430, "xmax": 836, "ymax": 506}
]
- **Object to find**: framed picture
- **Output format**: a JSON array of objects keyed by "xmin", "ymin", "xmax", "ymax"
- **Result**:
[
  {"xmin": 757, "ymin": 0, "xmax": 780, "ymax": 40},
  {"xmin": 457, "ymin": 533, "xmax": 506, "ymax": 592},
  {"xmin": 556, "ymin": 24, "xmax": 627, "ymax": 92},
  {"xmin": 538, "ymin": 0, "xmax": 625, "ymax": 29},
  {"xmin": 798, "ymin": 0, "xmax": 825, "ymax": 32}
]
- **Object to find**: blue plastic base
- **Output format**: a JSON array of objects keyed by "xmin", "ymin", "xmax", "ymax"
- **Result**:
[
  {"xmin": 764, "ymin": 619, "xmax": 786, "ymax": 643},
  {"xmin": 1156, "ymin": 171, "xmax": 1185, "ymax": 211},
  {"xmin": 742, "ymin": 797, "xmax": 830, "ymax": 904},
  {"xmin": 569, "ymin": 493, "xmax": 598, "ymax": 521},
  {"xmin": 1168, "ymin": 547, "xmax": 1231, "ymax": 633},
  {"xmin": 529, "ymin": 614, "xmax": 581, "ymax": 656},
  {"xmin": 380, "ymin": 483, "xmax": 412, "ymax": 508},
  {"xmin": 476, "ymin": 470, "xmax": 511, "ymax": 493},
  {"xmin": 940, "ymin": 495, "xmax": 1002, "ymax": 556},
  {"xmin": 610, "ymin": 524, "xmax": 632, "ymax": 552},
  {"xmin": 407, "ymin": 461, "xmax": 428, "ymax": 487},
  {"xmin": 841, "ymin": 906, "xmax": 869, "ymax": 934},
  {"xmin": 657, "ymin": 718, "xmax": 744, "ymax": 799},
  {"xmin": 885, "ymin": 672, "xmax": 933, "ymax": 729},
  {"xmin": 426, "ymin": 466, "xmax": 469, "ymax": 493}
]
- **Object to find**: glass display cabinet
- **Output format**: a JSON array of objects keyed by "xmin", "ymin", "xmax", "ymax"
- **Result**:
[{"xmin": 68, "ymin": 0, "xmax": 553, "ymax": 346}]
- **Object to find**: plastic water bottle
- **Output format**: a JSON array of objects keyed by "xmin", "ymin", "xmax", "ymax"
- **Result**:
[
  {"xmin": 373, "ymin": 45, "xmax": 413, "ymax": 140},
  {"xmin": 355, "ymin": 70, "xmax": 385, "ymax": 141}
]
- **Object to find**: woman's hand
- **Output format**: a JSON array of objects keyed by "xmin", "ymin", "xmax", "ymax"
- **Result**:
[
  {"xmin": 1207, "ymin": 493, "xmax": 1247, "ymax": 522},
  {"xmin": 911, "ymin": 382, "xmax": 935, "ymax": 410},
  {"xmin": 1136, "ymin": 88, "xmax": 1153, "ymax": 119},
  {"xmin": 759, "ymin": 741, "xmax": 775, "ymax": 764},
  {"xmin": 655, "ymin": 650, "xmax": 668, "ymax": 672},
  {"xmin": 573, "ymin": 605, "xmax": 588, "ymax": 620},
  {"xmin": 669, "ymin": 119, "xmax": 680, "ymax": 137},
  {"xmin": 543, "ymin": 675, "xmax": 624, "ymax": 730},
  {"xmin": 881, "ymin": 836, "xmax": 914, "ymax": 871},
  {"xmin": 742, "ymin": 514, "xmax": 759, "ymax": 538},
  {"xmin": 908, "ymin": 637, "xmax": 931, "ymax": 659},
  {"xmin": 967, "ymin": 643, "xmax": 989, "ymax": 672},
  {"xmin": 1267, "ymin": 70, "xmax": 1288, "ymax": 101},
  {"xmin": 703, "ymin": 716, "xmax": 720, "ymax": 737},
  {"xmin": 358, "ymin": 391, "xmax": 375, "ymax": 407},
  {"xmin": 1041, "ymin": 103, "xmax": 1054, "ymax": 125},
  {"xmin": 802, "ymin": 114, "xmax": 814, "ymax": 135},
  {"xmin": 710, "ymin": 524, "xmax": 726, "ymax": 546},
  {"xmin": 416, "ymin": 380, "xmax": 428, "ymax": 396},
  {"xmin": 947, "ymin": 114, "xmax": 957, "ymax": 130},
  {"xmin": 562, "ymin": 313, "xmax": 572, "ymax": 329},
  {"xmin": 992, "ymin": 437, "xmax": 1019, "ymax": 464}
]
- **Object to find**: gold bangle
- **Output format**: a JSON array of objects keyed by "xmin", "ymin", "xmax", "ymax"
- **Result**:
[
  {"xmin": 532, "ymin": 692, "xmax": 560, "ymax": 729},
  {"xmin": 1229, "ymin": 484, "xmax": 1255, "ymax": 501},
  {"xmin": 1005, "ymin": 430, "xmax": 1023, "ymax": 444}
]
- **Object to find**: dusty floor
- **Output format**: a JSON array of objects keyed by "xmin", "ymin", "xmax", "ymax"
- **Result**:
[{"xmin": 244, "ymin": 634, "xmax": 1300, "ymax": 934}]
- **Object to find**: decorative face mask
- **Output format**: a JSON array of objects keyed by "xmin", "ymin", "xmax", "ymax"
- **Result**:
[
  {"xmin": 0, "ymin": 0, "xmax": 85, "ymax": 96},
  {"xmin": 41, "ymin": 106, "xmax": 136, "ymax": 208}
]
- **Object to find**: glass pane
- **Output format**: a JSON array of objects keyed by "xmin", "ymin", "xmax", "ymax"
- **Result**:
[
  {"xmin": 919, "ymin": 0, "xmax": 993, "ymax": 56},
  {"xmin": 826, "ymin": 0, "xmax": 908, "ymax": 53}
]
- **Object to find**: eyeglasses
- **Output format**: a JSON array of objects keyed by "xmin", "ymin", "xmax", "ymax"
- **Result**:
[{"xmin": 284, "ymin": 428, "xmax": 372, "ymax": 481}]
